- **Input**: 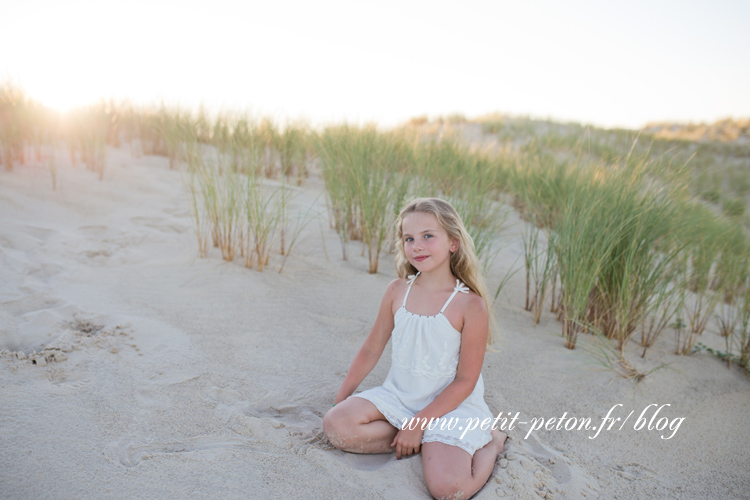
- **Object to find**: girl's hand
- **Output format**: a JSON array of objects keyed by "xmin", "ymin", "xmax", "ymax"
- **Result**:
[{"xmin": 390, "ymin": 428, "xmax": 424, "ymax": 459}]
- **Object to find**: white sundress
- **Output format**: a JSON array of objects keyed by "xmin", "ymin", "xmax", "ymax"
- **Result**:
[{"xmin": 351, "ymin": 271, "xmax": 493, "ymax": 456}]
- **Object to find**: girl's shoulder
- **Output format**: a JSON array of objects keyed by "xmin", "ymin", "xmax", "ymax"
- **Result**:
[
  {"xmin": 387, "ymin": 275, "xmax": 421, "ymax": 288},
  {"xmin": 387, "ymin": 277, "xmax": 408, "ymax": 291},
  {"xmin": 466, "ymin": 290, "xmax": 488, "ymax": 313},
  {"xmin": 452, "ymin": 284, "xmax": 487, "ymax": 315},
  {"xmin": 384, "ymin": 277, "xmax": 408, "ymax": 299},
  {"xmin": 384, "ymin": 278, "xmax": 409, "ymax": 315}
]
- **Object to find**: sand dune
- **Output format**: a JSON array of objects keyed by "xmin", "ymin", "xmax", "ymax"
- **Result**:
[{"xmin": 1, "ymin": 147, "xmax": 748, "ymax": 499}]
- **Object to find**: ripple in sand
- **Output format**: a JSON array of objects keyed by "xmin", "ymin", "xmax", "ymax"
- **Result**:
[{"xmin": 105, "ymin": 435, "xmax": 270, "ymax": 468}]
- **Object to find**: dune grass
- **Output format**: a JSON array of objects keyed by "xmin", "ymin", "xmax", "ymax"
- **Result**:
[
  {"xmin": 311, "ymin": 117, "xmax": 749, "ymax": 379},
  {"xmin": 314, "ymin": 125, "xmax": 412, "ymax": 273},
  {"xmin": 413, "ymin": 137, "xmax": 509, "ymax": 270},
  {"xmin": 481, "ymin": 118, "xmax": 750, "ymax": 378},
  {"xmin": 520, "ymin": 217, "xmax": 558, "ymax": 325},
  {"xmin": 736, "ymin": 282, "xmax": 750, "ymax": 369},
  {"xmin": 182, "ymin": 130, "xmax": 305, "ymax": 272},
  {"xmin": 314, "ymin": 125, "xmax": 511, "ymax": 273},
  {"xmin": 4, "ymin": 86, "xmax": 750, "ymax": 378},
  {"xmin": 0, "ymin": 82, "xmax": 37, "ymax": 170}
]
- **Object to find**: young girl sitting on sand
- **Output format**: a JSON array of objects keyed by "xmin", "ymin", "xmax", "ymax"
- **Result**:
[{"xmin": 323, "ymin": 197, "xmax": 506, "ymax": 500}]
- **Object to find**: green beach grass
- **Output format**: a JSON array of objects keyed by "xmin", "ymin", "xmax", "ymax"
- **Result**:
[{"xmin": 2, "ymin": 83, "xmax": 749, "ymax": 378}]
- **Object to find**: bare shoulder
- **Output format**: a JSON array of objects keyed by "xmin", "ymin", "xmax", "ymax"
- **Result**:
[
  {"xmin": 386, "ymin": 278, "xmax": 405, "ymax": 296},
  {"xmin": 457, "ymin": 291, "xmax": 488, "ymax": 344},
  {"xmin": 385, "ymin": 278, "xmax": 405, "ymax": 312},
  {"xmin": 444, "ymin": 288, "xmax": 488, "ymax": 337},
  {"xmin": 460, "ymin": 290, "xmax": 488, "ymax": 317}
]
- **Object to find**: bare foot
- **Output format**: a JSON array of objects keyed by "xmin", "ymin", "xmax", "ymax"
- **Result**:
[{"xmin": 491, "ymin": 429, "xmax": 508, "ymax": 455}]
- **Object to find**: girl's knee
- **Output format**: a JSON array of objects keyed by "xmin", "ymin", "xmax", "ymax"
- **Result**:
[
  {"xmin": 423, "ymin": 447, "xmax": 475, "ymax": 500},
  {"xmin": 322, "ymin": 407, "xmax": 350, "ymax": 448},
  {"xmin": 322, "ymin": 407, "xmax": 338, "ymax": 435},
  {"xmin": 425, "ymin": 476, "xmax": 468, "ymax": 500}
]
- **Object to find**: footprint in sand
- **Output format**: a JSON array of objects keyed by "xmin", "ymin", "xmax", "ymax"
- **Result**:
[
  {"xmin": 613, "ymin": 461, "xmax": 661, "ymax": 483},
  {"xmin": 1, "ymin": 292, "xmax": 62, "ymax": 317},
  {"xmin": 130, "ymin": 215, "xmax": 188, "ymax": 234},
  {"xmin": 204, "ymin": 386, "xmax": 294, "ymax": 448},
  {"xmin": 50, "ymin": 375, "xmax": 92, "ymax": 392},
  {"xmin": 205, "ymin": 382, "xmax": 335, "ymax": 456},
  {"xmin": 77, "ymin": 225, "xmax": 108, "ymax": 235},
  {"xmin": 0, "ymin": 295, "xmax": 83, "ymax": 356},
  {"xmin": 0, "ymin": 226, "xmax": 58, "ymax": 252},
  {"xmin": 133, "ymin": 370, "xmax": 203, "ymax": 409},
  {"xmin": 105, "ymin": 435, "xmax": 266, "ymax": 468},
  {"xmin": 21, "ymin": 225, "xmax": 58, "ymax": 242},
  {"xmin": 289, "ymin": 428, "xmax": 337, "ymax": 456},
  {"xmin": 226, "ymin": 413, "xmax": 288, "ymax": 441},
  {"xmin": 492, "ymin": 430, "xmax": 601, "ymax": 499},
  {"xmin": 328, "ymin": 449, "xmax": 394, "ymax": 471}
]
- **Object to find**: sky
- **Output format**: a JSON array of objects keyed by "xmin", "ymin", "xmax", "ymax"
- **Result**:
[{"xmin": 1, "ymin": 0, "xmax": 748, "ymax": 129}]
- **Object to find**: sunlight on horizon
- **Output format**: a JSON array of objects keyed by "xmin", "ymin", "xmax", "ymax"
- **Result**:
[{"xmin": 2, "ymin": 0, "xmax": 749, "ymax": 129}]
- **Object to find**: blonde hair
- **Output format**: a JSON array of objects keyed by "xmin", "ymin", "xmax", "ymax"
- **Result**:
[{"xmin": 393, "ymin": 197, "xmax": 496, "ymax": 345}]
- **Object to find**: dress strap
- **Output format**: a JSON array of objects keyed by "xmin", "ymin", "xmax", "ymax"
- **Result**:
[
  {"xmin": 440, "ymin": 280, "xmax": 470, "ymax": 314},
  {"xmin": 403, "ymin": 272, "xmax": 420, "ymax": 307}
]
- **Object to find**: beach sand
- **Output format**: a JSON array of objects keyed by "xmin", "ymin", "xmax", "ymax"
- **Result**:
[{"xmin": 1, "ymin": 146, "xmax": 749, "ymax": 499}]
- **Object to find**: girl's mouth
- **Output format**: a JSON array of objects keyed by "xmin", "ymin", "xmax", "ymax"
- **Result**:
[{"xmin": 414, "ymin": 256, "xmax": 428, "ymax": 262}]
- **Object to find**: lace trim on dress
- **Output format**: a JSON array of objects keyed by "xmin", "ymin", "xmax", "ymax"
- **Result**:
[
  {"xmin": 422, "ymin": 432, "xmax": 490, "ymax": 456},
  {"xmin": 351, "ymin": 390, "xmax": 409, "ymax": 430}
]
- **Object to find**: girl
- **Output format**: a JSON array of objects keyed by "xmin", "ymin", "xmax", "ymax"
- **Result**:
[{"xmin": 323, "ymin": 197, "xmax": 506, "ymax": 500}]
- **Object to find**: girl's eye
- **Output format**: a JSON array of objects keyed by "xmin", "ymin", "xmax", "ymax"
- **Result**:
[
  {"xmin": 405, "ymin": 237, "xmax": 413, "ymax": 242},
  {"xmin": 424, "ymin": 234, "xmax": 432, "ymax": 239}
]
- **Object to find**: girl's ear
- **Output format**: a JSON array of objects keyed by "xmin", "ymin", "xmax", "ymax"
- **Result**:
[{"xmin": 450, "ymin": 238, "xmax": 460, "ymax": 253}]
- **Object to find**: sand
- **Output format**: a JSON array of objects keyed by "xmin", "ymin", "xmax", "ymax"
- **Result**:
[{"xmin": 1, "ymin": 145, "xmax": 749, "ymax": 500}]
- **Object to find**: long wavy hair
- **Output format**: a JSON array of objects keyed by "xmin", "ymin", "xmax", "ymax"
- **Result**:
[{"xmin": 393, "ymin": 197, "xmax": 496, "ymax": 345}]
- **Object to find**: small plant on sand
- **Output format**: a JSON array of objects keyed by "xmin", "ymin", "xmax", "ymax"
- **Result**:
[
  {"xmin": 520, "ymin": 215, "xmax": 558, "ymax": 324},
  {"xmin": 556, "ymin": 203, "xmax": 612, "ymax": 348},
  {"xmin": 184, "ymin": 134, "xmax": 250, "ymax": 262},
  {"xmin": 693, "ymin": 343, "xmax": 750, "ymax": 375},
  {"xmin": 183, "ymin": 128, "xmax": 306, "ymax": 272},
  {"xmin": 639, "ymin": 279, "xmax": 683, "ymax": 358},
  {"xmin": 735, "ymin": 282, "xmax": 750, "ymax": 370},
  {"xmin": 243, "ymin": 176, "xmax": 312, "ymax": 273},
  {"xmin": 578, "ymin": 326, "xmax": 666, "ymax": 382},
  {"xmin": 681, "ymin": 218, "xmax": 724, "ymax": 337},
  {"xmin": 184, "ymin": 141, "xmax": 218, "ymax": 258},
  {"xmin": 274, "ymin": 122, "xmax": 310, "ymax": 185},
  {"xmin": 243, "ymin": 175, "xmax": 281, "ymax": 271},
  {"xmin": 673, "ymin": 317, "xmax": 699, "ymax": 355},
  {"xmin": 182, "ymin": 153, "xmax": 211, "ymax": 258}
]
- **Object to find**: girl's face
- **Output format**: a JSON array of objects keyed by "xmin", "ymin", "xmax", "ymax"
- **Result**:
[{"xmin": 401, "ymin": 212, "xmax": 458, "ymax": 273}]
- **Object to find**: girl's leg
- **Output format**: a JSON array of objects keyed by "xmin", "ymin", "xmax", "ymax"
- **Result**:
[
  {"xmin": 322, "ymin": 397, "xmax": 399, "ymax": 454},
  {"xmin": 422, "ymin": 430, "xmax": 507, "ymax": 500}
]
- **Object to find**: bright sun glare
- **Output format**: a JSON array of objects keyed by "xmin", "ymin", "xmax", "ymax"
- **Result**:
[
  {"xmin": 2, "ymin": 0, "xmax": 749, "ymax": 127},
  {"xmin": 31, "ymin": 85, "xmax": 94, "ymax": 113}
]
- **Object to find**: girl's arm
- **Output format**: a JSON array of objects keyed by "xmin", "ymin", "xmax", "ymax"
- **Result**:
[
  {"xmin": 333, "ymin": 279, "xmax": 399, "ymax": 405},
  {"xmin": 391, "ymin": 293, "xmax": 489, "ymax": 458}
]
